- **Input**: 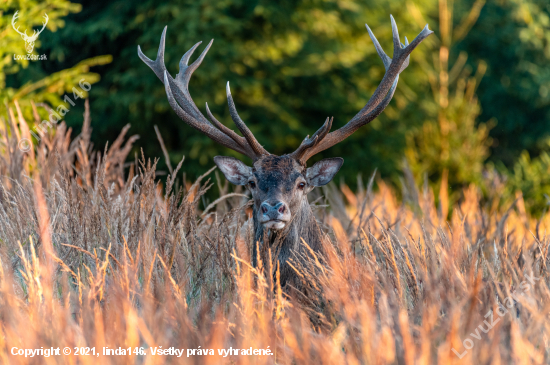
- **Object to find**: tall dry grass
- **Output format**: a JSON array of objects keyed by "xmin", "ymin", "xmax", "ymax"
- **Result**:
[{"xmin": 0, "ymin": 102, "xmax": 549, "ymax": 364}]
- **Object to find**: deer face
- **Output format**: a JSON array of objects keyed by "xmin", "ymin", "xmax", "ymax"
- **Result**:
[{"xmin": 215, "ymin": 155, "xmax": 343, "ymax": 230}]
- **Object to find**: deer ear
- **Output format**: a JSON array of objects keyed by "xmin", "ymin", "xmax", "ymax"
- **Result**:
[
  {"xmin": 214, "ymin": 156, "xmax": 252, "ymax": 185},
  {"xmin": 306, "ymin": 158, "xmax": 343, "ymax": 187}
]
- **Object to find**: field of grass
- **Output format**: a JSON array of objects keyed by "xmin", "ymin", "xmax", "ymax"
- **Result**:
[{"xmin": 0, "ymin": 103, "xmax": 549, "ymax": 364}]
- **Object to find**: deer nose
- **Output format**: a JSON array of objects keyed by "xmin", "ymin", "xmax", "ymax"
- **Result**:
[{"xmin": 260, "ymin": 201, "xmax": 287, "ymax": 220}]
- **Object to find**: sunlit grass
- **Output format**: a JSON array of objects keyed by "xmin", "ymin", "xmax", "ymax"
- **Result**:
[{"xmin": 0, "ymin": 103, "xmax": 549, "ymax": 364}]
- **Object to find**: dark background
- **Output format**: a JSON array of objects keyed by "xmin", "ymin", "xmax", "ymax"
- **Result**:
[{"xmin": 10, "ymin": 0, "xmax": 550, "ymax": 209}]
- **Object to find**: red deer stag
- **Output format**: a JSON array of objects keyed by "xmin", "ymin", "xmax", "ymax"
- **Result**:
[{"xmin": 138, "ymin": 16, "xmax": 432, "ymax": 287}]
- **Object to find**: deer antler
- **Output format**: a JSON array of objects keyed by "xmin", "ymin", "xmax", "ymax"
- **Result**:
[
  {"xmin": 138, "ymin": 27, "xmax": 269, "ymax": 161},
  {"xmin": 290, "ymin": 16, "xmax": 433, "ymax": 164}
]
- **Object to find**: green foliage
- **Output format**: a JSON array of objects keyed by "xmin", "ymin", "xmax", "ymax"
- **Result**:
[
  {"xmin": 35, "ymin": 0, "xmax": 435, "ymax": 181},
  {"xmin": 0, "ymin": 0, "xmax": 81, "ymax": 88},
  {"xmin": 3, "ymin": 0, "xmax": 550, "ymax": 214},
  {"xmin": 405, "ymin": 73, "xmax": 492, "ymax": 190},
  {"xmin": 404, "ymin": 0, "xmax": 493, "ymax": 205},
  {"xmin": 459, "ymin": 0, "xmax": 550, "ymax": 166},
  {"xmin": 0, "ymin": 0, "xmax": 110, "ymax": 128},
  {"xmin": 500, "ymin": 142, "xmax": 550, "ymax": 215}
]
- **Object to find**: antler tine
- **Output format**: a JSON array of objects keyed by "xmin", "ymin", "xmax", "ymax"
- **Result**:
[
  {"xmin": 390, "ymin": 15, "xmax": 402, "ymax": 52},
  {"xmin": 162, "ymin": 71, "xmax": 250, "ymax": 156},
  {"xmin": 366, "ymin": 24, "xmax": 391, "ymax": 70},
  {"xmin": 177, "ymin": 39, "xmax": 212, "ymax": 90},
  {"xmin": 137, "ymin": 26, "xmax": 168, "ymax": 83},
  {"xmin": 205, "ymin": 102, "xmax": 249, "ymax": 149},
  {"xmin": 226, "ymin": 82, "xmax": 269, "ymax": 158},
  {"xmin": 400, "ymin": 36, "xmax": 410, "ymax": 72},
  {"xmin": 290, "ymin": 117, "xmax": 333, "ymax": 162},
  {"xmin": 290, "ymin": 16, "xmax": 432, "ymax": 164},
  {"xmin": 311, "ymin": 116, "xmax": 333, "ymax": 141}
]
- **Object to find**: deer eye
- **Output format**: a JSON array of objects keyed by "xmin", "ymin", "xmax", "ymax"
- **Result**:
[
  {"xmin": 248, "ymin": 181, "xmax": 256, "ymax": 189},
  {"xmin": 297, "ymin": 182, "xmax": 306, "ymax": 190}
]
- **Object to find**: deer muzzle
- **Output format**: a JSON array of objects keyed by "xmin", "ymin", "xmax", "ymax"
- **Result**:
[{"xmin": 259, "ymin": 201, "xmax": 290, "ymax": 229}]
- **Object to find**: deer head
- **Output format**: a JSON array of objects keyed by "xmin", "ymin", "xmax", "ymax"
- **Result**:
[
  {"xmin": 212, "ymin": 155, "xmax": 343, "ymax": 229},
  {"xmin": 138, "ymin": 16, "xmax": 432, "ymax": 232},
  {"xmin": 12, "ymin": 11, "xmax": 49, "ymax": 53}
]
